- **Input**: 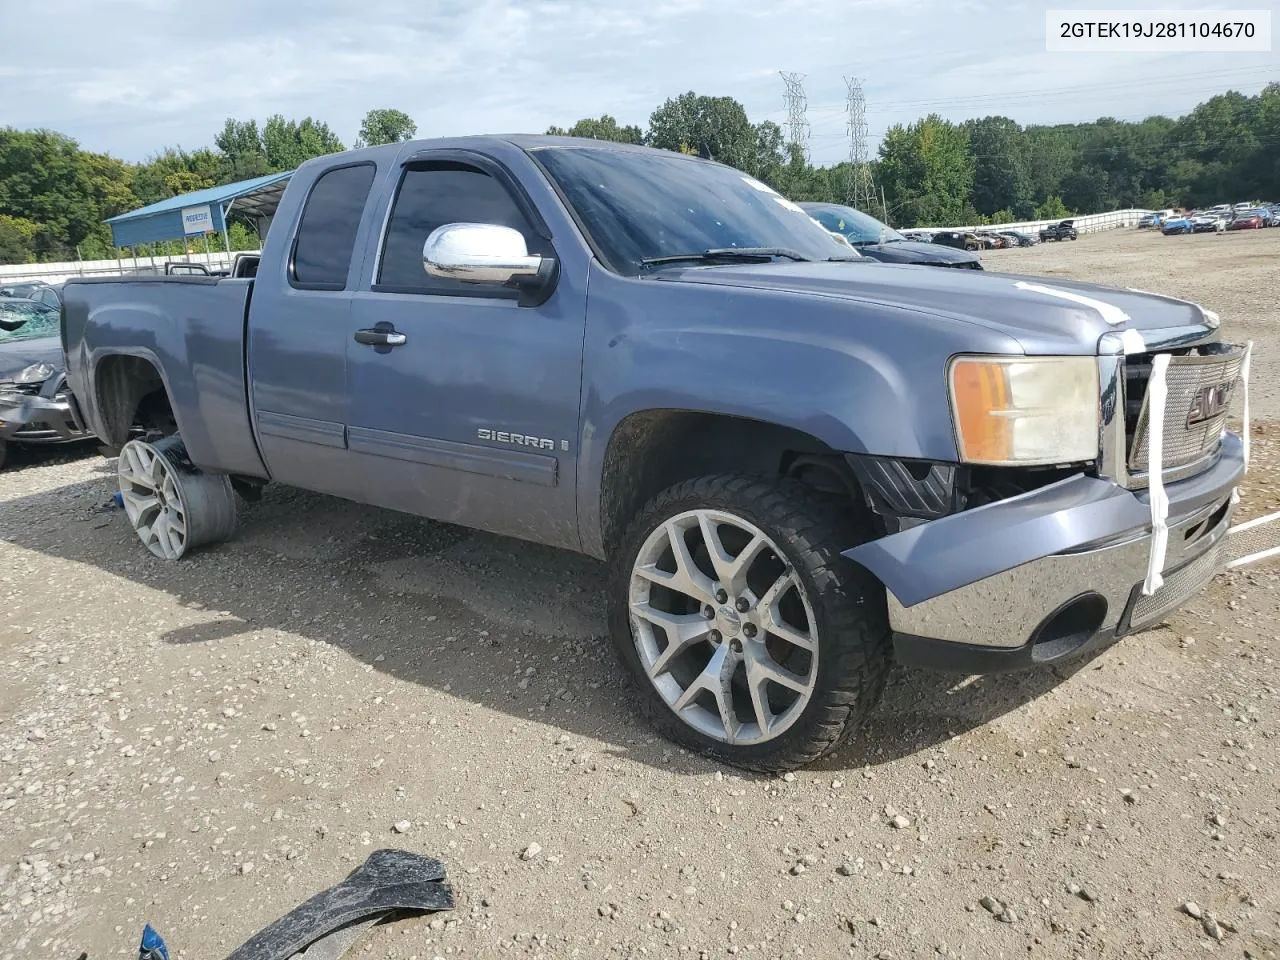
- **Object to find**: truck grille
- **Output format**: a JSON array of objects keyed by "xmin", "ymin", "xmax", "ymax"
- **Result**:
[{"xmin": 1123, "ymin": 344, "xmax": 1246, "ymax": 487}]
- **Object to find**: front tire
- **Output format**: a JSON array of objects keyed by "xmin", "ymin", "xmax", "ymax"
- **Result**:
[
  {"xmin": 117, "ymin": 436, "xmax": 236, "ymax": 560},
  {"xmin": 608, "ymin": 474, "xmax": 891, "ymax": 772}
]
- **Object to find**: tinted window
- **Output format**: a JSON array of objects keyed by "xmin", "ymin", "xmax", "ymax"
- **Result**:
[
  {"xmin": 531, "ymin": 146, "xmax": 851, "ymax": 274},
  {"xmin": 377, "ymin": 163, "xmax": 546, "ymax": 294},
  {"xmin": 292, "ymin": 163, "xmax": 376, "ymax": 288}
]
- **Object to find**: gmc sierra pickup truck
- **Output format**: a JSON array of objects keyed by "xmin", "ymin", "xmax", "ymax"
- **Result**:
[{"xmin": 63, "ymin": 136, "xmax": 1250, "ymax": 771}]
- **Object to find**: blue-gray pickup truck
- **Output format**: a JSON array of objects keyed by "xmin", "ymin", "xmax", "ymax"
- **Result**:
[{"xmin": 62, "ymin": 136, "xmax": 1250, "ymax": 771}]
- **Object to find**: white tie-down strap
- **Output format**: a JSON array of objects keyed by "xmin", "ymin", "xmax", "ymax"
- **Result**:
[
  {"xmin": 1142, "ymin": 353, "xmax": 1171, "ymax": 596},
  {"xmin": 1014, "ymin": 281, "xmax": 1131, "ymax": 325},
  {"xmin": 1241, "ymin": 340, "xmax": 1253, "ymax": 472}
]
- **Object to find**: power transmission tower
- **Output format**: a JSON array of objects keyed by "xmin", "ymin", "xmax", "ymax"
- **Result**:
[
  {"xmin": 844, "ymin": 76, "xmax": 878, "ymax": 215},
  {"xmin": 779, "ymin": 71, "xmax": 810, "ymax": 162}
]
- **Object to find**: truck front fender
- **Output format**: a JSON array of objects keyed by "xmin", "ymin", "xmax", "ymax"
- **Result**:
[{"xmin": 576, "ymin": 265, "xmax": 1022, "ymax": 556}]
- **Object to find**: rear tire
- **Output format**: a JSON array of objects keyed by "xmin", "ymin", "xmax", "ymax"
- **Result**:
[
  {"xmin": 117, "ymin": 436, "xmax": 236, "ymax": 560},
  {"xmin": 608, "ymin": 474, "xmax": 892, "ymax": 772}
]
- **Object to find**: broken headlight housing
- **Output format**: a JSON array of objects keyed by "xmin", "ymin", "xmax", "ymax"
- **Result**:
[
  {"xmin": 948, "ymin": 355, "xmax": 1099, "ymax": 466},
  {"xmin": 12, "ymin": 362, "xmax": 54, "ymax": 385}
]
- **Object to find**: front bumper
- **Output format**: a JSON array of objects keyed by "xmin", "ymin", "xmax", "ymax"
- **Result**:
[
  {"xmin": 844, "ymin": 432, "xmax": 1244, "ymax": 673},
  {"xmin": 0, "ymin": 388, "xmax": 92, "ymax": 444}
]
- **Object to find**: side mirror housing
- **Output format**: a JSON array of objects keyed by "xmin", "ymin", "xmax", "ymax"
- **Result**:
[{"xmin": 422, "ymin": 223, "xmax": 558, "ymax": 306}]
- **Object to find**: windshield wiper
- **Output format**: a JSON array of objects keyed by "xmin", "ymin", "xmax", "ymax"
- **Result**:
[{"xmin": 640, "ymin": 247, "xmax": 816, "ymax": 268}]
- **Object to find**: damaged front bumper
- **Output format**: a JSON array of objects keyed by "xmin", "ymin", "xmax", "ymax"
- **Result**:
[
  {"xmin": 844, "ymin": 432, "xmax": 1244, "ymax": 672},
  {"xmin": 0, "ymin": 384, "xmax": 92, "ymax": 444}
]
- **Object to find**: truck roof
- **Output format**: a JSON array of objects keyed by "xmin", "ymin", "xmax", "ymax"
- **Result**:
[{"xmin": 293, "ymin": 134, "xmax": 703, "ymax": 174}]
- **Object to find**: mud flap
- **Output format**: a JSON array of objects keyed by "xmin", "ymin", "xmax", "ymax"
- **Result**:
[{"xmin": 223, "ymin": 849, "xmax": 453, "ymax": 960}]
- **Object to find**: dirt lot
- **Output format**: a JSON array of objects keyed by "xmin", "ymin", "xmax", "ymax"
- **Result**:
[{"xmin": 2, "ymin": 227, "xmax": 1278, "ymax": 960}]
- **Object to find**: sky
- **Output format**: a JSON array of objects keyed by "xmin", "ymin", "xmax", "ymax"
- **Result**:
[{"xmin": 1, "ymin": 0, "xmax": 1275, "ymax": 166}]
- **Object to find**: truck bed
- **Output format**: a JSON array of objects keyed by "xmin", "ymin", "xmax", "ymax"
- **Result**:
[{"xmin": 62, "ymin": 276, "xmax": 268, "ymax": 479}]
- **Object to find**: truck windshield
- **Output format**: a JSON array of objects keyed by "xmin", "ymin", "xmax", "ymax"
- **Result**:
[{"xmin": 530, "ymin": 146, "xmax": 853, "ymax": 274}]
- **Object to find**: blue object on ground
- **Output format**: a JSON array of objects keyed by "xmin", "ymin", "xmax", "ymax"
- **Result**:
[
  {"xmin": 139, "ymin": 924, "xmax": 169, "ymax": 960},
  {"xmin": 112, "ymin": 491, "xmax": 124, "ymax": 508}
]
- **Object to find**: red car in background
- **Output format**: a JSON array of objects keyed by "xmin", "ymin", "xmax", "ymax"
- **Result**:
[{"xmin": 1227, "ymin": 210, "xmax": 1265, "ymax": 230}]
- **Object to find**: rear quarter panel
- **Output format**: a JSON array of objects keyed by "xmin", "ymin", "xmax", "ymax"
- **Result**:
[{"xmin": 62, "ymin": 277, "xmax": 268, "ymax": 477}]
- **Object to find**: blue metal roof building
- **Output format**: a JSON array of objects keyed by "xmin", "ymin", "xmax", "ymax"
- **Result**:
[{"xmin": 104, "ymin": 171, "xmax": 294, "ymax": 248}]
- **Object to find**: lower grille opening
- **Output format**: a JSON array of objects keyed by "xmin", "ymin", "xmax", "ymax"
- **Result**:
[{"xmin": 1029, "ymin": 592, "xmax": 1108, "ymax": 663}]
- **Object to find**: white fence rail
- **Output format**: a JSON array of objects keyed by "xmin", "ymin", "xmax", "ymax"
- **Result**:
[
  {"xmin": 0, "ymin": 251, "xmax": 259, "ymax": 286},
  {"xmin": 914, "ymin": 208, "xmax": 1156, "ymax": 237}
]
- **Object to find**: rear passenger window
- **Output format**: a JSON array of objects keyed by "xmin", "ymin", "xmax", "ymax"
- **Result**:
[
  {"xmin": 291, "ymin": 163, "xmax": 376, "ymax": 289},
  {"xmin": 376, "ymin": 163, "xmax": 548, "ymax": 295}
]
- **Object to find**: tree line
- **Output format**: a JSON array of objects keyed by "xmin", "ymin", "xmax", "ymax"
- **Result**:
[
  {"xmin": 0, "ymin": 108, "xmax": 416, "ymax": 264},
  {"xmin": 1, "ymin": 85, "xmax": 1276, "ymax": 265}
]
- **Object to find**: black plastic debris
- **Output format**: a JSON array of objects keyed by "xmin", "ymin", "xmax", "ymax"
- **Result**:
[{"xmin": 222, "ymin": 849, "xmax": 452, "ymax": 960}]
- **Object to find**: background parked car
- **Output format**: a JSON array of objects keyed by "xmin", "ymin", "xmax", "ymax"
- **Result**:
[
  {"xmin": 799, "ymin": 203, "xmax": 984, "ymax": 269},
  {"xmin": 0, "ymin": 281, "xmax": 62, "ymax": 310},
  {"xmin": 1191, "ymin": 213, "xmax": 1227, "ymax": 233},
  {"xmin": 931, "ymin": 230, "xmax": 983, "ymax": 252},
  {"xmin": 1039, "ymin": 219, "xmax": 1078, "ymax": 241},
  {"xmin": 0, "ymin": 298, "xmax": 93, "ymax": 470},
  {"xmin": 996, "ymin": 230, "xmax": 1036, "ymax": 247},
  {"xmin": 1227, "ymin": 210, "xmax": 1265, "ymax": 230},
  {"xmin": 1162, "ymin": 216, "xmax": 1194, "ymax": 235}
]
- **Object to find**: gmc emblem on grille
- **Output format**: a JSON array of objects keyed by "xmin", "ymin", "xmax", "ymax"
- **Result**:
[{"xmin": 1186, "ymin": 381, "xmax": 1234, "ymax": 427}]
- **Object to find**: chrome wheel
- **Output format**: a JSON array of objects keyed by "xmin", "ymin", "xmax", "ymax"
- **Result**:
[
  {"xmin": 628, "ymin": 509, "xmax": 818, "ymax": 745},
  {"xmin": 117, "ymin": 437, "xmax": 236, "ymax": 560}
]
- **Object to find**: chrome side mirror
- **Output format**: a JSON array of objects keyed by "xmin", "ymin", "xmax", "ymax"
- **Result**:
[{"xmin": 423, "ymin": 223, "xmax": 543, "ymax": 284}]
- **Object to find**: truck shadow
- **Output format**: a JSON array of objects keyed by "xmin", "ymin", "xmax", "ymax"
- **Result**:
[{"xmin": 2, "ymin": 472, "xmax": 1102, "ymax": 775}]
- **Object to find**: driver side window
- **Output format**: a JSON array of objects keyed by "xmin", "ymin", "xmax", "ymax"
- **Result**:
[{"xmin": 376, "ymin": 162, "xmax": 546, "ymax": 296}]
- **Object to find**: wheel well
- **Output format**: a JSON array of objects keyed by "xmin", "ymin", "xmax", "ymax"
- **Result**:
[
  {"xmin": 94, "ymin": 355, "xmax": 177, "ymax": 448},
  {"xmin": 598, "ymin": 411, "xmax": 861, "ymax": 556}
]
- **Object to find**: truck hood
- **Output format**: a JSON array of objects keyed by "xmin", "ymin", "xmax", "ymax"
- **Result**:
[
  {"xmin": 653, "ymin": 261, "xmax": 1212, "ymax": 353},
  {"xmin": 0, "ymin": 334, "xmax": 62, "ymax": 378}
]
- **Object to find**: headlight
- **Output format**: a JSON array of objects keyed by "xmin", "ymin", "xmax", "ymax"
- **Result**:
[
  {"xmin": 14, "ymin": 362, "xmax": 54, "ymax": 385},
  {"xmin": 948, "ymin": 356, "xmax": 1099, "ymax": 465}
]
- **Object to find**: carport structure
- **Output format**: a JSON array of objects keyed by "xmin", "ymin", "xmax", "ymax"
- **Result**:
[{"xmin": 103, "ymin": 171, "xmax": 294, "ymax": 255}]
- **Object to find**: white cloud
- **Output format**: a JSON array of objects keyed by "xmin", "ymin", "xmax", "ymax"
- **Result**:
[{"xmin": 0, "ymin": 0, "xmax": 1272, "ymax": 163}]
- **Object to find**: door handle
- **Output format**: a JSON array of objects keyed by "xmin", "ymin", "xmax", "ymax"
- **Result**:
[{"xmin": 354, "ymin": 327, "xmax": 407, "ymax": 347}]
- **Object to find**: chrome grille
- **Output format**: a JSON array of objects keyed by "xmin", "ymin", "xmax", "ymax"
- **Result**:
[
  {"xmin": 1128, "ymin": 541, "xmax": 1223, "ymax": 629},
  {"xmin": 1126, "ymin": 344, "xmax": 1245, "ymax": 482}
]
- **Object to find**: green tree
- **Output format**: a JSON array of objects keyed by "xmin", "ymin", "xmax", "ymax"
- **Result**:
[
  {"xmin": 215, "ymin": 118, "xmax": 270, "ymax": 181},
  {"xmin": 0, "ymin": 214, "xmax": 38, "ymax": 263},
  {"xmin": 0, "ymin": 128, "xmax": 139, "ymax": 261},
  {"xmin": 546, "ymin": 114, "xmax": 644, "ymax": 144},
  {"xmin": 261, "ymin": 116, "xmax": 345, "ymax": 172},
  {"xmin": 877, "ymin": 114, "xmax": 974, "ymax": 227},
  {"xmin": 133, "ymin": 147, "xmax": 221, "ymax": 204},
  {"xmin": 358, "ymin": 108, "xmax": 417, "ymax": 147},
  {"xmin": 647, "ymin": 92, "xmax": 759, "ymax": 171},
  {"xmin": 1034, "ymin": 195, "xmax": 1072, "ymax": 219},
  {"xmin": 963, "ymin": 116, "xmax": 1032, "ymax": 218}
]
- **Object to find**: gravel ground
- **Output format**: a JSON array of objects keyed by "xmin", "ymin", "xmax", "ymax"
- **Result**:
[{"xmin": 2, "ymin": 227, "xmax": 1278, "ymax": 960}]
